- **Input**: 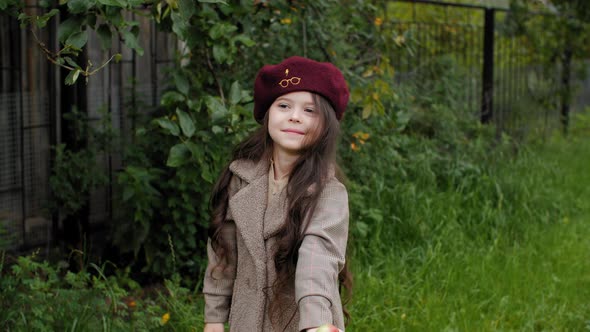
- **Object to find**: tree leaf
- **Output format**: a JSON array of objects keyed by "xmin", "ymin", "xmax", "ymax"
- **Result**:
[
  {"xmin": 64, "ymin": 57, "xmax": 81, "ymax": 69},
  {"xmin": 232, "ymin": 34, "xmax": 255, "ymax": 47},
  {"xmin": 122, "ymin": 26, "xmax": 144, "ymax": 56},
  {"xmin": 160, "ymin": 91, "xmax": 185, "ymax": 107},
  {"xmin": 212, "ymin": 44, "xmax": 227, "ymax": 64},
  {"xmin": 174, "ymin": 72, "xmax": 189, "ymax": 96},
  {"xmin": 97, "ymin": 0, "xmax": 126, "ymax": 7},
  {"xmin": 35, "ymin": 8, "xmax": 59, "ymax": 28},
  {"xmin": 184, "ymin": 141, "xmax": 203, "ymax": 162},
  {"xmin": 65, "ymin": 69, "xmax": 81, "ymax": 85},
  {"xmin": 206, "ymin": 96, "xmax": 228, "ymax": 122},
  {"xmin": 362, "ymin": 102, "xmax": 373, "ymax": 119},
  {"xmin": 177, "ymin": 0, "xmax": 196, "ymax": 19},
  {"xmin": 170, "ymin": 11, "xmax": 189, "ymax": 41},
  {"xmin": 58, "ymin": 17, "xmax": 83, "ymax": 43},
  {"xmin": 211, "ymin": 125, "xmax": 223, "ymax": 134},
  {"xmin": 96, "ymin": 24, "xmax": 112, "ymax": 50},
  {"xmin": 67, "ymin": 0, "xmax": 95, "ymax": 14},
  {"xmin": 200, "ymin": 164, "xmax": 213, "ymax": 183},
  {"xmin": 176, "ymin": 109, "xmax": 195, "ymax": 138},
  {"xmin": 209, "ymin": 22, "xmax": 237, "ymax": 40},
  {"xmin": 104, "ymin": 6, "xmax": 123, "ymax": 26},
  {"xmin": 187, "ymin": 99, "xmax": 202, "ymax": 111},
  {"xmin": 154, "ymin": 118, "xmax": 180, "ymax": 136},
  {"xmin": 167, "ymin": 143, "xmax": 190, "ymax": 167},
  {"xmin": 198, "ymin": 0, "xmax": 227, "ymax": 4},
  {"xmin": 127, "ymin": 0, "xmax": 145, "ymax": 5},
  {"xmin": 65, "ymin": 31, "xmax": 88, "ymax": 49},
  {"xmin": 228, "ymin": 81, "xmax": 241, "ymax": 105},
  {"xmin": 86, "ymin": 13, "xmax": 97, "ymax": 29}
]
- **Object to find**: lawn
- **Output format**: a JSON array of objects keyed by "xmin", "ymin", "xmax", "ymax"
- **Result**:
[{"xmin": 347, "ymin": 132, "xmax": 590, "ymax": 331}]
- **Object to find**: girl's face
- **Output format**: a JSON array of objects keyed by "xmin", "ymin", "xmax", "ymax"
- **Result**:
[{"xmin": 267, "ymin": 91, "xmax": 322, "ymax": 157}]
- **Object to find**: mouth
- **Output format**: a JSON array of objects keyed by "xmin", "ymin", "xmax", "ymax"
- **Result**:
[{"xmin": 282, "ymin": 129, "xmax": 305, "ymax": 135}]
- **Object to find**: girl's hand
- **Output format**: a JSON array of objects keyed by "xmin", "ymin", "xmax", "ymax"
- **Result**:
[
  {"xmin": 203, "ymin": 323, "xmax": 224, "ymax": 332},
  {"xmin": 307, "ymin": 324, "xmax": 343, "ymax": 332}
]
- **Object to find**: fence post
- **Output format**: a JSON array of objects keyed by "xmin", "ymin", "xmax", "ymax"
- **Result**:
[
  {"xmin": 481, "ymin": 8, "xmax": 495, "ymax": 124},
  {"xmin": 48, "ymin": 16, "xmax": 59, "ymax": 249},
  {"xmin": 561, "ymin": 36, "xmax": 572, "ymax": 135}
]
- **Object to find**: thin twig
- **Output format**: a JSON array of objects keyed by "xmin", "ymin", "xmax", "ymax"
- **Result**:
[
  {"xmin": 30, "ymin": 27, "xmax": 120, "ymax": 80},
  {"xmin": 205, "ymin": 48, "xmax": 226, "ymax": 106},
  {"xmin": 30, "ymin": 28, "xmax": 77, "ymax": 71}
]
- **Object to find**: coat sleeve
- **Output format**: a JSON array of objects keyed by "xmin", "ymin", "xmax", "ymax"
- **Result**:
[
  {"xmin": 295, "ymin": 180, "xmax": 349, "ymax": 331},
  {"xmin": 202, "ymin": 177, "xmax": 240, "ymax": 323}
]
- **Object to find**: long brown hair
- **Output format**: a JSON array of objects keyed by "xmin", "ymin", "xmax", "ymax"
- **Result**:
[{"xmin": 208, "ymin": 93, "xmax": 353, "ymax": 328}]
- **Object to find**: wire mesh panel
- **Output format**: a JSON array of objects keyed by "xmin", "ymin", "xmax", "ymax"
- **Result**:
[
  {"xmin": 84, "ymin": 9, "xmax": 177, "ymax": 227},
  {"xmin": 0, "ymin": 7, "xmax": 53, "ymax": 249},
  {"xmin": 386, "ymin": 1, "xmax": 574, "ymax": 138},
  {"xmin": 388, "ymin": 20, "xmax": 484, "ymax": 115},
  {"xmin": 574, "ymin": 60, "xmax": 590, "ymax": 112},
  {"xmin": 0, "ymin": 90, "xmax": 23, "ymax": 249},
  {"xmin": 0, "ymin": 3, "xmax": 176, "ymax": 251},
  {"xmin": 0, "ymin": 12, "xmax": 22, "ymax": 247}
]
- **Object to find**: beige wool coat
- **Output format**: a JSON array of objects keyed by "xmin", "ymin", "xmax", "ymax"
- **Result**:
[{"xmin": 202, "ymin": 159, "xmax": 349, "ymax": 332}]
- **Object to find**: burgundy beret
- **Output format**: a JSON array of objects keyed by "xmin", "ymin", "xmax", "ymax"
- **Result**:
[{"xmin": 253, "ymin": 56, "xmax": 349, "ymax": 123}]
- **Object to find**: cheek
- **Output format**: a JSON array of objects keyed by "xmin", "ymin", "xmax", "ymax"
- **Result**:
[{"xmin": 267, "ymin": 107, "xmax": 283, "ymax": 125}]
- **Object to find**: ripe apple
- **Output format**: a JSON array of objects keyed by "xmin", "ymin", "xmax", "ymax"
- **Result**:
[{"xmin": 316, "ymin": 323, "xmax": 339, "ymax": 332}]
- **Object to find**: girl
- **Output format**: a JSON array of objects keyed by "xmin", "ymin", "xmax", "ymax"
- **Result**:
[{"xmin": 203, "ymin": 56, "xmax": 351, "ymax": 332}]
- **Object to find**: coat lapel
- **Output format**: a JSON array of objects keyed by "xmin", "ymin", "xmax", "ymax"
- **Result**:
[{"xmin": 228, "ymin": 159, "xmax": 269, "ymax": 283}]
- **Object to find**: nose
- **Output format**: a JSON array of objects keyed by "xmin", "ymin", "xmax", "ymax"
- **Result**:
[{"xmin": 289, "ymin": 107, "xmax": 303, "ymax": 123}]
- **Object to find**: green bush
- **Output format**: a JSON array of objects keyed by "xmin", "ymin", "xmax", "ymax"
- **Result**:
[{"xmin": 0, "ymin": 253, "xmax": 202, "ymax": 331}]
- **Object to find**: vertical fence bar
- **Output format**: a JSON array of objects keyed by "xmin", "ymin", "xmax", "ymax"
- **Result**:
[
  {"xmin": 48, "ymin": 13, "xmax": 58, "ymax": 247},
  {"xmin": 18, "ymin": 25, "xmax": 26, "ymax": 248},
  {"xmin": 481, "ymin": 8, "xmax": 494, "ymax": 124},
  {"xmin": 561, "ymin": 34, "xmax": 572, "ymax": 134},
  {"xmin": 131, "ymin": 11, "xmax": 137, "ymax": 135},
  {"xmin": 151, "ymin": 20, "xmax": 157, "ymax": 109}
]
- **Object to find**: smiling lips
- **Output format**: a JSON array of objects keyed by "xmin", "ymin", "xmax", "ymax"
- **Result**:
[{"xmin": 282, "ymin": 128, "xmax": 305, "ymax": 135}]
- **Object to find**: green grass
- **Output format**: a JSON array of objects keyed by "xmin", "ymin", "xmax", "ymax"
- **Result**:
[{"xmin": 347, "ymin": 133, "xmax": 590, "ymax": 331}]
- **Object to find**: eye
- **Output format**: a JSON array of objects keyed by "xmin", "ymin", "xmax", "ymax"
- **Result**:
[
  {"xmin": 278, "ymin": 103, "xmax": 289, "ymax": 109},
  {"xmin": 304, "ymin": 108, "xmax": 315, "ymax": 113}
]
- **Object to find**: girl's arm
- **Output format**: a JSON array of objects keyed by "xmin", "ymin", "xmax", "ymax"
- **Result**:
[
  {"xmin": 203, "ymin": 175, "xmax": 241, "ymax": 326},
  {"xmin": 202, "ymin": 222, "xmax": 237, "ymax": 325},
  {"xmin": 295, "ymin": 180, "xmax": 349, "ymax": 332}
]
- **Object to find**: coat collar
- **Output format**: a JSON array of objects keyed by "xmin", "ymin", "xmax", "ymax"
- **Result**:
[{"xmin": 229, "ymin": 158, "xmax": 268, "ymax": 184}]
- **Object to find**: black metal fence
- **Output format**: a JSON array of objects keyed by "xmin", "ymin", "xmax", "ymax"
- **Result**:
[{"xmin": 386, "ymin": 0, "xmax": 582, "ymax": 139}]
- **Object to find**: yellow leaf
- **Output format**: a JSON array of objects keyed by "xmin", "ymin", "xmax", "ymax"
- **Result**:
[
  {"xmin": 362, "ymin": 68, "xmax": 374, "ymax": 78},
  {"xmin": 362, "ymin": 103, "xmax": 373, "ymax": 119},
  {"xmin": 350, "ymin": 89, "xmax": 364, "ymax": 104}
]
